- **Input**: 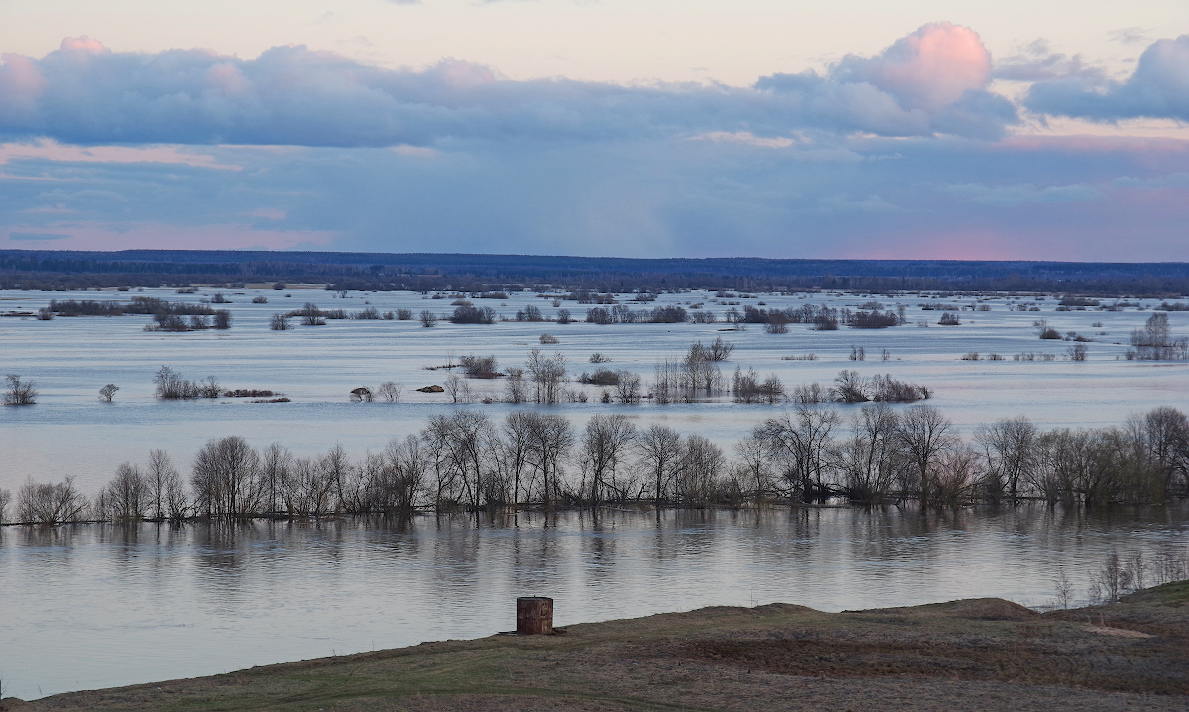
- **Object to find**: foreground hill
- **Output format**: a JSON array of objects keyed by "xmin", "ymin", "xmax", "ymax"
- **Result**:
[{"xmin": 5, "ymin": 581, "xmax": 1187, "ymax": 712}]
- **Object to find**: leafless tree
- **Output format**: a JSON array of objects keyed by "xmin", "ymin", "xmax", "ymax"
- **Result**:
[
  {"xmin": 638, "ymin": 424, "xmax": 683, "ymax": 505},
  {"xmin": 837, "ymin": 403, "xmax": 901, "ymax": 503},
  {"xmin": 144, "ymin": 449, "xmax": 182, "ymax": 520},
  {"xmin": 3, "ymin": 374, "xmax": 37, "ymax": 406},
  {"xmin": 377, "ymin": 382, "xmax": 403, "ymax": 402},
  {"xmin": 932, "ymin": 445, "xmax": 979, "ymax": 507},
  {"xmin": 1134, "ymin": 406, "xmax": 1189, "ymax": 497},
  {"xmin": 96, "ymin": 462, "xmax": 149, "ymax": 521},
  {"xmin": 0, "ymin": 488, "xmax": 10, "ymax": 524},
  {"xmin": 580, "ymin": 414, "xmax": 637, "ymax": 506},
  {"xmin": 419, "ymin": 309, "xmax": 437, "ymax": 327},
  {"xmin": 756, "ymin": 404, "xmax": 840, "ymax": 502},
  {"xmin": 259, "ymin": 443, "xmax": 291, "ymax": 516},
  {"xmin": 526, "ymin": 412, "xmax": 573, "ymax": 507},
  {"xmin": 16, "ymin": 477, "xmax": 87, "ymax": 524},
  {"xmin": 733, "ymin": 432, "xmax": 773, "ymax": 503},
  {"xmin": 615, "ymin": 370, "xmax": 643, "ymax": 403},
  {"xmin": 427, "ymin": 410, "xmax": 494, "ymax": 510},
  {"xmin": 191, "ymin": 436, "xmax": 262, "ymax": 520},
  {"xmin": 504, "ymin": 367, "xmax": 527, "ymax": 403},
  {"xmin": 897, "ymin": 405, "xmax": 959, "ymax": 507},
  {"xmin": 676, "ymin": 435, "xmax": 725, "ymax": 506},
  {"xmin": 270, "ymin": 313, "xmax": 290, "ymax": 330},
  {"xmin": 526, "ymin": 348, "xmax": 566, "ymax": 404},
  {"xmin": 974, "ymin": 416, "xmax": 1036, "ymax": 502},
  {"xmin": 98, "ymin": 383, "xmax": 119, "ymax": 402},
  {"xmin": 501, "ymin": 412, "xmax": 538, "ymax": 507}
]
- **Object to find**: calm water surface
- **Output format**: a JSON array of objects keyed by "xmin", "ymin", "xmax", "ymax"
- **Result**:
[{"xmin": 2, "ymin": 505, "xmax": 1187, "ymax": 700}]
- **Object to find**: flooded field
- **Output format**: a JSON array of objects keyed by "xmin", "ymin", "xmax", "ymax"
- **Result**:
[{"xmin": 1, "ymin": 286, "xmax": 1186, "ymax": 495}]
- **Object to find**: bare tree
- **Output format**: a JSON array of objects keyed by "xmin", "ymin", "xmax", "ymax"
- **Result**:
[
  {"xmin": 191, "ymin": 436, "xmax": 262, "ymax": 520},
  {"xmin": 419, "ymin": 309, "xmax": 437, "ymax": 327},
  {"xmin": 269, "ymin": 313, "xmax": 290, "ymax": 330},
  {"xmin": 974, "ymin": 416, "xmax": 1036, "ymax": 502},
  {"xmin": 504, "ymin": 367, "xmax": 527, "ymax": 403},
  {"xmin": 427, "ymin": 410, "xmax": 494, "ymax": 510},
  {"xmin": 259, "ymin": 443, "xmax": 292, "ymax": 516},
  {"xmin": 98, "ymin": 383, "xmax": 119, "ymax": 402},
  {"xmin": 756, "ymin": 404, "xmax": 839, "ymax": 502},
  {"xmin": 96, "ymin": 462, "xmax": 149, "ymax": 521},
  {"xmin": 638, "ymin": 424, "xmax": 683, "ymax": 505},
  {"xmin": 526, "ymin": 348, "xmax": 567, "ymax": 404},
  {"xmin": 145, "ymin": 449, "xmax": 182, "ymax": 520},
  {"xmin": 3, "ymin": 374, "xmax": 37, "ymax": 406},
  {"xmin": 897, "ymin": 405, "xmax": 958, "ymax": 508},
  {"xmin": 676, "ymin": 435, "xmax": 725, "ymax": 506},
  {"xmin": 733, "ymin": 432, "xmax": 773, "ymax": 503},
  {"xmin": 526, "ymin": 413, "xmax": 573, "ymax": 507},
  {"xmin": 580, "ymin": 414, "xmax": 637, "ymax": 506},
  {"xmin": 0, "ymin": 488, "xmax": 10, "ymax": 524},
  {"xmin": 377, "ymin": 382, "xmax": 403, "ymax": 402},
  {"xmin": 502, "ymin": 412, "xmax": 537, "ymax": 507},
  {"xmin": 837, "ymin": 403, "xmax": 901, "ymax": 503},
  {"xmin": 615, "ymin": 370, "xmax": 643, "ymax": 404},
  {"xmin": 16, "ymin": 477, "xmax": 87, "ymax": 524}
]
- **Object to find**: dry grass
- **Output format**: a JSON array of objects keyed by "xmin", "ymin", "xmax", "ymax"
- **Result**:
[{"xmin": 4, "ymin": 582, "xmax": 1188, "ymax": 712}]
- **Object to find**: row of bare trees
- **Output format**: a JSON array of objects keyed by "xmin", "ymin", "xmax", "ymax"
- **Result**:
[{"xmin": 5, "ymin": 405, "xmax": 1186, "ymax": 524}]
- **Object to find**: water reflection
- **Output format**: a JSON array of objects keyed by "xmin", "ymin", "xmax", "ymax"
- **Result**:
[{"xmin": 2, "ymin": 503, "xmax": 1186, "ymax": 701}]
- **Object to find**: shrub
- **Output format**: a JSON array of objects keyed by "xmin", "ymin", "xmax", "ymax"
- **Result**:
[
  {"xmin": 270, "ymin": 313, "xmax": 290, "ymax": 330},
  {"xmin": 938, "ymin": 311, "xmax": 960, "ymax": 325},
  {"xmin": 252, "ymin": 296, "xmax": 268, "ymax": 304},
  {"xmin": 420, "ymin": 310, "xmax": 437, "ymax": 327},
  {"xmin": 459, "ymin": 355, "xmax": 500, "ymax": 378},
  {"xmin": 397, "ymin": 308, "xmax": 413, "ymax": 320},
  {"xmin": 579, "ymin": 368, "xmax": 620, "ymax": 386},
  {"xmin": 212, "ymin": 310, "xmax": 231, "ymax": 329},
  {"xmin": 354, "ymin": 307, "xmax": 382, "ymax": 319},
  {"xmin": 850, "ymin": 310, "xmax": 898, "ymax": 328},
  {"xmin": 539, "ymin": 333, "xmax": 559, "ymax": 344},
  {"xmin": 516, "ymin": 304, "xmax": 544, "ymax": 322},
  {"xmin": 36, "ymin": 307, "xmax": 53, "ymax": 320},
  {"xmin": 450, "ymin": 305, "xmax": 496, "ymax": 324},
  {"xmin": 3, "ymin": 374, "xmax": 37, "ymax": 406}
]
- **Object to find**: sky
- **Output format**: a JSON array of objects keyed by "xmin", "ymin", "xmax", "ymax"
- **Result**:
[{"xmin": 1, "ymin": 0, "xmax": 1188, "ymax": 260}]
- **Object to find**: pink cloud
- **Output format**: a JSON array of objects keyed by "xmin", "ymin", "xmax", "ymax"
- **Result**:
[{"xmin": 844, "ymin": 23, "xmax": 992, "ymax": 112}]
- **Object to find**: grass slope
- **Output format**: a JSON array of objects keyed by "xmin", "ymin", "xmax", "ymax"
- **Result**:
[{"xmin": 5, "ymin": 586, "xmax": 1188, "ymax": 712}]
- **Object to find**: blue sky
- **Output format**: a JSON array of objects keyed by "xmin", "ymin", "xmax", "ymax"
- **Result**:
[{"xmin": 1, "ymin": 1, "xmax": 1188, "ymax": 259}]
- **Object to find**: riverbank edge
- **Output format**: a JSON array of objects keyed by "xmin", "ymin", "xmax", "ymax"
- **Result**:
[{"xmin": 3, "ymin": 580, "xmax": 1187, "ymax": 712}]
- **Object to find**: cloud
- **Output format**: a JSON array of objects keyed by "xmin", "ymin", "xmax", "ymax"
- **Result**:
[
  {"xmin": 757, "ymin": 23, "xmax": 1016, "ymax": 139},
  {"xmin": 941, "ymin": 182, "xmax": 1104, "ymax": 206},
  {"xmin": 0, "ymin": 28, "xmax": 1017, "ymax": 147},
  {"xmin": 993, "ymin": 40, "xmax": 1106, "ymax": 83},
  {"xmin": 8, "ymin": 231, "xmax": 70, "ymax": 240},
  {"xmin": 1108, "ymin": 27, "xmax": 1152, "ymax": 45},
  {"xmin": 1025, "ymin": 35, "xmax": 1189, "ymax": 121}
]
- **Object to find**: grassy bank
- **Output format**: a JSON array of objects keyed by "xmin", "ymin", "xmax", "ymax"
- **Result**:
[{"xmin": 4, "ymin": 581, "xmax": 1187, "ymax": 712}]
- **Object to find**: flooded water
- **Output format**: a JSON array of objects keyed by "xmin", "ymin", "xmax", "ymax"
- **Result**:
[
  {"xmin": 2, "ymin": 286, "xmax": 1187, "ymax": 495},
  {"xmin": 1, "ymin": 505, "xmax": 1186, "ymax": 700},
  {"xmin": 2, "ymin": 286, "xmax": 1188, "ymax": 700}
]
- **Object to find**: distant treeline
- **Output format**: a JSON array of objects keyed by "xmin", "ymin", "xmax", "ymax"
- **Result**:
[
  {"xmin": 3, "ymin": 404, "xmax": 1186, "ymax": 525},
  {"xmin": 4, "ymin": 250, "xmax": 1189, "ymax": 296}
]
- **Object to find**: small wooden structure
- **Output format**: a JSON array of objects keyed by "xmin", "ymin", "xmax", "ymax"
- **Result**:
[{"xmin": 516, "ymin": 597, "xmax": 553, "ymax": 635}]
